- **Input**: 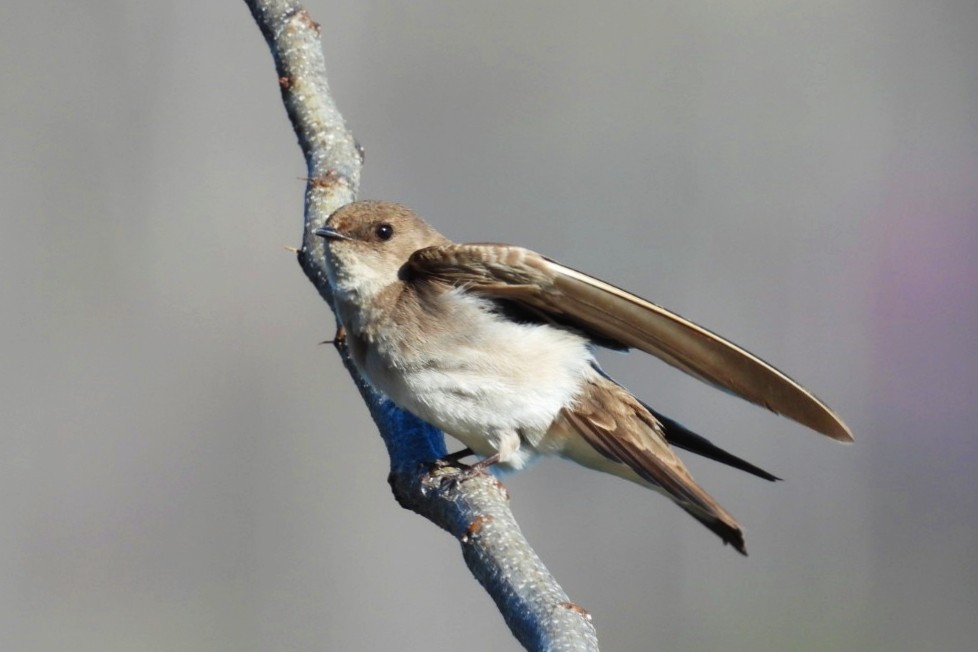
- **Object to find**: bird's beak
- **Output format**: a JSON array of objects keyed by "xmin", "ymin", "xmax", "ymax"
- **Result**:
[{"xmin": 314, "ymin": 226, "xmax": 352, "ymax": 241}]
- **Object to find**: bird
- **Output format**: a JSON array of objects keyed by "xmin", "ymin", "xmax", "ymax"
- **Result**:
[{"xmin": 315, "ymin": 200, "xmax": 852, "ymax": 555}]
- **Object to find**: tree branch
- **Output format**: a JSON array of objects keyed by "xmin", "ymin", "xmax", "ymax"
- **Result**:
[{"xmin": 243, "ymin": 1, "xmax": 599, "ymax": 649}]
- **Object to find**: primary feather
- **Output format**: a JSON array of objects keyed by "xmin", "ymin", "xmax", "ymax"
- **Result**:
[{"xmin": 408, "ymin": 243, "xmax": 852, "ymax": 442}]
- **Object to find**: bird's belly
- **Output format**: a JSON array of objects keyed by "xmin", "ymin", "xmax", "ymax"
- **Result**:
[{"xmin": 363, "ymin": 320, "xmax": 594, "ymax": 458}]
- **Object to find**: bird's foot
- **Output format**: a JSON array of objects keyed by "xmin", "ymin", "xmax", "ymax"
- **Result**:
[
  {"xmin": 432, "ymin": 447, "xmax": 476, "ymax": 468},
  {"xmin": 426, "ymin": 450, "xmax": 501, "ymax": 485}
]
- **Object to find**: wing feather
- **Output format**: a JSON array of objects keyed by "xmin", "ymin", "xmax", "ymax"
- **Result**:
[
  {"xmin": 555, "ymin": 376, "xmax": 747, "ymax": 554},
  {"xmin": 408, "ymin": 243, "xmax": 852, "ymax": 442}
]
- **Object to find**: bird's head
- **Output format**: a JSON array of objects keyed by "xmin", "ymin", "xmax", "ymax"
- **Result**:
[{"xmin": 316, "ymin": 201, "xmax": 448, "ymax": 300}]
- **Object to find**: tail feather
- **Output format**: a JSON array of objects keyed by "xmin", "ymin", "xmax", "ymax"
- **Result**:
[
  {"xmin": 679, "ymin": 503, "xmax": 747, "ymax": 555},
  {"xmin": 645, "ymin": 405, "xmax": 781, "ymax": 482},
  {"xmin": 554, "ymin": 372, "xmax": 748, "ymax": 554}
]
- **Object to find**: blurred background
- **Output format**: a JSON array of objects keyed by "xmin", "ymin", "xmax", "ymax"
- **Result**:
[{"xmin": 2, "ymin": 1, "xmax": 976, "ymax": 650}]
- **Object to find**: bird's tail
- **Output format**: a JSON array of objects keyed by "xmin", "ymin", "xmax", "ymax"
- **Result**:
[{"xmin": 551, "ymin": 373, "xmax": 747, "ymax": 554}]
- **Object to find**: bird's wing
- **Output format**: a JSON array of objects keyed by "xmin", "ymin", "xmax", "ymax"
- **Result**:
[
  {"xmin": 554, "ymin": 374, "xmax": 746, "ymax": 554},
  {"xmin": 407, "ymin": 243, "xmax": 853, "ymax": 442}
]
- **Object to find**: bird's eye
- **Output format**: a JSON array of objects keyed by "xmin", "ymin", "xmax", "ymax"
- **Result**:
[{"xmin": 375, "ymin": 223, "xmax": 394, "ymax": 241}]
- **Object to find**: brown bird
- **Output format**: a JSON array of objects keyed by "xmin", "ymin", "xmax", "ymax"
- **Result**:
[{"xmin": 316, "ymin": 201, "xmax": 852, "ymax": 554}]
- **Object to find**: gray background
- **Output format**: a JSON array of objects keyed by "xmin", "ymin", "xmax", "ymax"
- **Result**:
[{"xmin": 3, "ymin": 1, "xmax": 977, "ymax": 650}]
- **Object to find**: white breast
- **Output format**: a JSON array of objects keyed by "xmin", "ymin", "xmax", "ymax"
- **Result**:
[{"xmin": 362, "ymin": 291, "xmax": 594, "ymax": 459}]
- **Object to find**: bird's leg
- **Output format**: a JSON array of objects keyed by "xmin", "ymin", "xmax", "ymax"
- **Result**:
[
  {"xmin": 434, "ymin": 447, "xmax": 476, "ymax": 467},
  {"xmin": 431, "ymin": 430, "xmax": 515, "ymax": 482},
  {"xmin": 468, "ymin": 452, "xmax": 501, "ymax": 471},
  {"xmin": 454, "ymin": 429, "xmax": 518, "ymax": 474},
  {"xmin": 434, "ymin": 452, "xmax": 501, "ymax": 486}
]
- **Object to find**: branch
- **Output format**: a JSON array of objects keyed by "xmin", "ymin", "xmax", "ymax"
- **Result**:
[{"xmin": 243, "ymin": 1, "xmax": 599, "ymax": 650}]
